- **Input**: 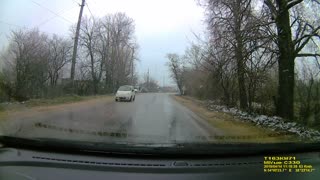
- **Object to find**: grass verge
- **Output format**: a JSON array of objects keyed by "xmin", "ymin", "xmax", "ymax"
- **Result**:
[
  {"xmin": 24, "ymin": 95, "xmax": 110, "ymax": 107},
  {"xmin": 173, "ymin": 95, "xmax": 298, "ymax": 143},
  {"xmin": 0, "ymin": 94, "xmax": 114, "ymax": 120}
]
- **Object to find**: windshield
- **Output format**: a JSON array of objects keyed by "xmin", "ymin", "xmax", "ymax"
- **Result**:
[
  {"xmin": 0, "ymin": 0, "xmax": 320, "ymax": 153},
  {"xmin": 118, "ymin": 86, "xmax": 132, "ymax": 91}
]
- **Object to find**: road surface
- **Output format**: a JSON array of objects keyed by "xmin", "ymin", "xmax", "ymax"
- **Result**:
[{"xmin": 0, "ymin": 93, "xmax": 224, "ymax": 144}]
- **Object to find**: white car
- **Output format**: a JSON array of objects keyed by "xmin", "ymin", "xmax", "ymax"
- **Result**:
[{"xmin": 115, "ymin": 85, "xmax": 136, "ymax": 102}]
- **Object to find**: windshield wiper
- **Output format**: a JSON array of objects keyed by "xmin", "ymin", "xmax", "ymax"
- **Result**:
[{"xmin": 1, "ymin": 136, "xmax": 320, "ymax": 157}]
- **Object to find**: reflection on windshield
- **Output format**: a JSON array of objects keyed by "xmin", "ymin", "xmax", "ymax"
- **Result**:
[
  {"xmin": 0, "ymin": 0, "xmax": 320, "ymax": 150},
  {"xmin": 118, "ymin": 86, "xmax": 132, "ymax": 91}
]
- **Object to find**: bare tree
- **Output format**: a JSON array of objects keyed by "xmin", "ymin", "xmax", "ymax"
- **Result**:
[
  {"xmin": 201, "ymin": 0, "xmax": 270, "ymax": 110},
  {"xmin": 111, "ymin": 13, "xmax": 136, "ymax": 89},
  {"xmin": 166, "ymin": 53, "xmax": 185, "ymax": 95},
  {"xmin": 97, "ymin": 13, "xmax": 137, "ymax": 92},
  {"xmin": 140, "ymin": 73, "xmax": 159, "ymax": 92},
  {"xmin": 79, "ymin": 16, "xmax": 104, "ymax": 94},
  {"xmin": 47, "ymin": 35, "xmax": 72, "ymax": 87},
  {"xmin": 263, "ymin": 0, "xmax": 320, "ymax": 119},
  {"xmin": 184, "ymin": 44, "xmax": 205, "ymax": 71},
  {"xmin": 0, "ymin": 13, "xmax": 139, "ymax": 100},
  {"xmin": 296, "ymin": 60, "xmax": 320, "ymax": 125},
  {"xmin": 4, "ymin": 29, "xmax": 49, "ymax": 100}
]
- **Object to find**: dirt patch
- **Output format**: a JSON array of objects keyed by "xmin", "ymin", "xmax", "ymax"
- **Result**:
[
  {"xmin": 0, "ymin": 95, "xmax": 114, "ymax": 120},
  {"xmin": 173, "ymin": 95, "xmax": 297, "ymax": 143},
  {"xmin": 32, "ymin": 95, "xmax": 114, "ymax": 112}
]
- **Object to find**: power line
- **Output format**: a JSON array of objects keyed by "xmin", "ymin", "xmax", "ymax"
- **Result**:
[
  {"xmin": 0, "ymin": 20, "xmax": 24, "ymax": 28},
  {"xmin": 30, "ymin": 0, "xmax": 88, "ymax": 33},
  {"xmin": 88, "ymin": 0, "xmax": 105, "ymax": 16},
  {"xmin": 71, "ymin": 0, "xmax": 80, "ymax": 5},
  {"xmin": 30, "ymin": 0, "xmax": 74, "ymax": 24},
  {"xmin": 86, "ymin": 2, "xmax": 94, "ymax": 17},
  {"xmin": 0, "ymin": 20, "xmax": 69, "ymax": 39},
  {"xmin": 37, "ymin": 5, "xmax": 79, "ymax": 27}
]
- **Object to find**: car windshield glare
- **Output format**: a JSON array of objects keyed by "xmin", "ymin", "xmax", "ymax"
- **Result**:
[{"xmin": 118, "ymin": 86, "xmax": 131, "ymax": 91}]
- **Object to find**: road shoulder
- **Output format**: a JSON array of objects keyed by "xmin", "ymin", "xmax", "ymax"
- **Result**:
[
  {"xmin": 0, "ymin": 95, "xmax": 114, "ymax": 121},
  {"xmin": 172, "ymin": 95, "xmax": 296, "ymax": 143}
]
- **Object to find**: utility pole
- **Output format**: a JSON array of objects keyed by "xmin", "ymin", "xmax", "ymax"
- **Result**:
[
  {"xmin": 70, "ymin": 0, "xmax": 85, "ymax": 90},
  {"xmin": 147, "ymin": 68, "xmax": 149, "ymax": 89},
  {"xmin": 163, "ymin": 75, "xmax": 165, "ymax": 87},
  {"xmin": 131, "ymin": 47, "xmax": 134, "ymax": 85}
]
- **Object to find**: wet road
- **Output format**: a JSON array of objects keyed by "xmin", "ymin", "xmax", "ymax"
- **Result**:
[{"xmin": 1, "ymin": 93, "xmax": 223, "ymax": 143}]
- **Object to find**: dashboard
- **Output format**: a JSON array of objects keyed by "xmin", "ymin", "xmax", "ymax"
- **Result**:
[{"xmin": 1, "ymin": 147, "xmax": 320, "ymax": 180}]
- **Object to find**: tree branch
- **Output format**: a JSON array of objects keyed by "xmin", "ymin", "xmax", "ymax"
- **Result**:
[
  {"xmin": 287, "ymin": 0, "xmax": 303, "ymax": 10},
  {"xmin": 296, "ymin": 53, "xmax": 320, "ymax": 58},
  {"xmin": 264, "ymin": 0, "xmax": 277, "ymax": 19},
  {"xmin": 294, "ymin": 25, "xmax": 320, "ymax": 55}
]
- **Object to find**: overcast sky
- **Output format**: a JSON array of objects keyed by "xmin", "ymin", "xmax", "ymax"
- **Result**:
[{"xmin": 0, "ymin": 0, "xmax": 206, "ymax": 85}]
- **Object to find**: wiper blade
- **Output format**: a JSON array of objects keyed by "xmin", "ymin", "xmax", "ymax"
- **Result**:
[{"xmin": 1, "ymin": 136, "xmax": 320, "ymax": 157}]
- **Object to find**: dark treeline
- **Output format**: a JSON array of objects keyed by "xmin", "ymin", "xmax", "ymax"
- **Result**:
[
  {"xmin": 0, "ymin": 13, "xmax": 138, "ymax": 101},
  {"xmin": 167, "ymin": 0, "xmax": 320, "ymax": 126}
]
